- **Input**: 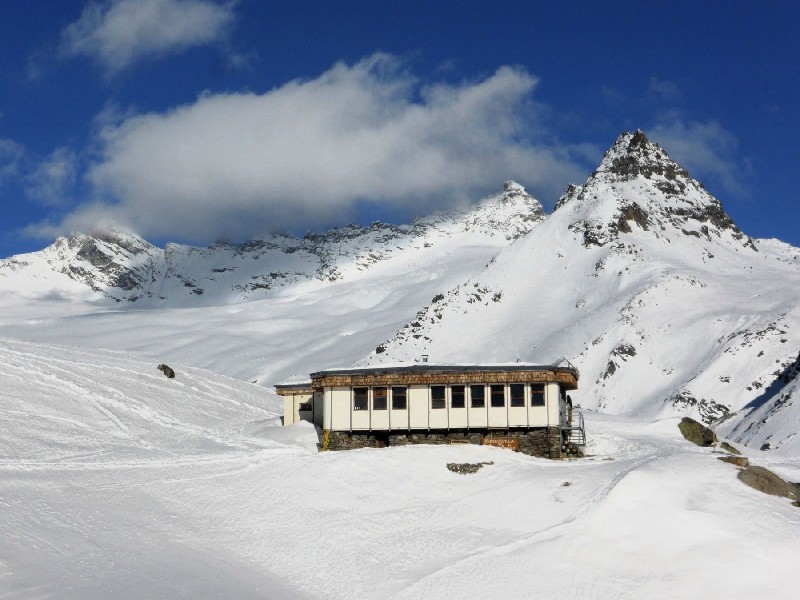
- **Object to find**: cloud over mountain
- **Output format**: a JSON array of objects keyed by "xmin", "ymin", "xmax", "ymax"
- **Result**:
[{"xmin": 34, "ymin": 54, "xmax": 588, "ymax": 242}]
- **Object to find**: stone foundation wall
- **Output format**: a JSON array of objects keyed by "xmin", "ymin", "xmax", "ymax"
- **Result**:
[{"xmin": 325, "ymin": 428, "xmax": 563, "ymax": 459}]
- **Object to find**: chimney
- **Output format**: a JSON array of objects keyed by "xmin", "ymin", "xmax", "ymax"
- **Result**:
[{"xmin": 422, "ymin": 354, "xmax": 429, "ymax": 363}]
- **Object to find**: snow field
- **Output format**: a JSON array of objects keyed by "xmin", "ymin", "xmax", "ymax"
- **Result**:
[{"xmin": 2, "ymin": 340, "xmax": 799, "ymax": 598}]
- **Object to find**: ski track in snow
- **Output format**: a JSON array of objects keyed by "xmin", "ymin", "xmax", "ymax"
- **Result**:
[
  {"xmin": 390, "ymin": 430, "xmax": 669, "ymax": 598},
  {"xmin": 2, "ymin": 341, "xmax": 800, "ymax": 599}
]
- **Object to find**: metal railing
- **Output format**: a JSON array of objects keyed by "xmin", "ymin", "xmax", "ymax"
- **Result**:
[{"xmin": 560, "ymin": 410, "xmax": 586, "ymax": 446}]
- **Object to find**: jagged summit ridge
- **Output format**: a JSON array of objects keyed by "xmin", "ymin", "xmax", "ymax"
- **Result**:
[
  {"xmin": 1, "ymin": 182, "xmax": 545, "ymax": 303},
  {"xmin": 598, "ymin": 130, "xmax": 690, "ymax": 184},
  {"xmin": 556, "ymin": 130, "xmax": 753, "ymax": 249}
]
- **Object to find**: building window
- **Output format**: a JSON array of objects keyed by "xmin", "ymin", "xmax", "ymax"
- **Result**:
[
  {"xmin": 470, "ymin": 384, "xmax": 485, "ymax": 408},
  {"xmin": 530, "ymin": 383, "xmax": 545, "ymax": 406},
  {"xmin": 353, "ymin": 387, "xmax": 368, "ymax": 411},
  {"xmin": 490, "ymin": 384, "xmax": 505, "ymax": 407},
  {"xmin": 391, "ymin": 387, "xmax": 407, "ymax": 410},
  {"xmin": 431, "ymin": 385, "xmax": 446, "ymax": 409},
  {"xmin": 451, "ymin": 385, "xmax": 465, "ymax": 408},
  {"xmin": 510, "ymin": 383, "xmax": 525, "ymax": 407},
  {"xmin": 373, "ymin": 387, "xmax": 387, "ymax": 410}
]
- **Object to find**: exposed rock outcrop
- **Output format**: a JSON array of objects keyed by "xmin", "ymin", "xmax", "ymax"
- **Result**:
[
  {"xmin": 678, "ymin": 417, "xmax": 717, "ymax": 446},
  {"xmin": 157, "ymin": 364, "xmax": 176, "ymax": 379},
  {"xmin": 737, "ymin": 466, "xmax": 800, "ymax": 505}
]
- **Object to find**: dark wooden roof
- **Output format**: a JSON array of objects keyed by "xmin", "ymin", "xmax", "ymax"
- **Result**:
[
  {"xmin": 274, "ymin": 382, "xmax": 313, "ymax": 395},
  {"xmin": 308, "ymin": 363, "xmax": 579, "ymax": 389},
  {"xmin": 311, "ymin": 363, "xmax": 578, "ymax": 378}
]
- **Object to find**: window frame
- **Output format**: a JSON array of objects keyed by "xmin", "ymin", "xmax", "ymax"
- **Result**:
[
  {"xmin": 451, "ymin": 385, "xmax": 466, "ymax": 409},
  {"xmin": 372, "ymin": 387, "xmax": 387, "ymax": 411},
  {"xmin": 353, "ymin": 387, "xmax": 369, "ymax": 411},
  {"xmin": 490, "ymin": 384, "xmax": 505, "ymax": 408},
  {"xmin": 391, "ymin": 386, "xmax": 407, "ymax": 410},
  {"xmin": 510, "ymin": 383, "xmax": 525, "ymax": 407},
  {"xmin": 530, "ymin": 383, "xmax": 545, "ymax": 407},
  {"xmin": 431, "ymin": 385, "xmax": 446, "ymax": 410},
  {"xmin": 470, "ymin": 384, "xmax": 485, "ymax": 408}
]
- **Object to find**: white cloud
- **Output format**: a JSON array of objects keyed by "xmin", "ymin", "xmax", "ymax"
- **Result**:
[
  {"xmin": 60, "ymin": 0, "xmax": 236, "ymax": 74},
  {"xmin": 34, "ymin": 54, "xmax": 588, "ymax": 242},
  {"xmin": 24, "ymin": 147, "xmax": 79, "ymax": 206},
  {"xmin": 649, "ymin": 117, "xmax": 747, "ymax": 195},
  {"xmin": 0, "ymin": 138, "xmax": 25, "ymax": 184},
  {"xmin": 648, "ymin": 77, "xmax": 681, "ymax": 101}
]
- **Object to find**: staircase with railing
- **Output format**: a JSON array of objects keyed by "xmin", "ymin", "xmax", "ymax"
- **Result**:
[{"xmin": 560, "ymin": 410, "xmax": 586, "ymax": 446}]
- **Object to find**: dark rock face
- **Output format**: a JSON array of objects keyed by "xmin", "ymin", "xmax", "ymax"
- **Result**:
[
  {"xmin": 75, "ymin": 239, "xmax": 113, "ymax": 268},
  {"xmin": 678, "ymin": 417, "xmax": 717, "ymax": 446},
  {"xmin": 599, "ymin": 344, "xmax": 637, "ymax": 383},
  {"xmin": 157, "ymin": 364, "xmax": 176, "ymax": 379},
  {"xmin": 554, "ymin": 184, "xmax": 581, "ymax": 211},
  {"xmin": 562, "ymin": 130, "xmax": 755, "ymax": 250},
  {"xmin": 616, "ymin": 204, "xmax": 649, "ymax": 233},
  {"xmin": 605, "ymin": 130, "xmax": 691, "ymax": 184},
  {"xmin": 671, "ymin": 393, "xmax": 729, "ymax": 424},
  {"xmin": 737, "ymin": 466, "xmax": 800, "ymax": 505},
  {"xmin": 65, "ymin": 233, "xmax": 156, "ymax": 294}
]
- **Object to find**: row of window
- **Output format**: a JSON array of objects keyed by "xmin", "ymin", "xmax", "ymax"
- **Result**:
[{"xmin": 352, "ymin": 384, "xmax": 546, "ymax": 411}]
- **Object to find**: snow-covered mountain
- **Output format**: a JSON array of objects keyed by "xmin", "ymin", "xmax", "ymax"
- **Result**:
[
  {"xmin": 363, "ymin": 131, "xmax": 800, "ymax": 437},
  {"xmin": 0, "ymin": 181, "xmax": 542, "ymax": 306}
]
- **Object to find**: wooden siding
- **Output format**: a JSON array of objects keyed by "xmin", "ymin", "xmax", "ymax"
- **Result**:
[
  {"xmin": 312, "ymin": 369, "xmax": 577, "ymax": 390},
  {"xmin": 274, "ymin": 384, "xmax": 313, "ymax": 396}
]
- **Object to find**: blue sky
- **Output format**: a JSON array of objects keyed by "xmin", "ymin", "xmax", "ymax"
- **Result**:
[{"xmin": 1, "ymin": 0, "xmax": 798, "ymax": 258}]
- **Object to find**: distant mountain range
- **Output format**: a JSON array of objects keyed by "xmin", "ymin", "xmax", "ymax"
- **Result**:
[
  {"xmin": 0, "ymin": 180, "xmax": 542, "ymax": 305},
  {"xmin": 1, "ymin": 131, "xmax": 798, "ymax": 454}
]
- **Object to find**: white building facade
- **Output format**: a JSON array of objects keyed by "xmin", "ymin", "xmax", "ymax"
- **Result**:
[{"xmin": 276, "ymin": 363, "xmax": 582, "ymax": 458}]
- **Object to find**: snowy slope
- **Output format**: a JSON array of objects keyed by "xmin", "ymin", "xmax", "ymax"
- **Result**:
[
  {"xmin": 717, "ymin": 351, "xmax": 800, "ymax": 454},
  {"xmin": 0, "ymin": 184, "xmax": 545, "ymax": 386},
  {"xmin": 363, "ymin": 132, "xmax": 800, "ymax": 428},
  {"xmin": 0, "ymin": 338, "xmax": 284, "ymax": 463},
  {"xmin": 2, "ymin": 338, "xmax": 799, "ymax": 599}
]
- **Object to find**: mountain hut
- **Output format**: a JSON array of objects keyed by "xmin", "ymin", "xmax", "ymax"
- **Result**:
[{"xmin": 275, "ymin": 363, "xmax": 585, "ymax": 458}]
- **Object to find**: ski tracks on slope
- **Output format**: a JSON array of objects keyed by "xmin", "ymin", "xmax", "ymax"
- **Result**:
[
  {"xmin": 389, "ymin": 436, "xmax": 677, "ymax": 599},
  {"xmin": 0, "ymin": 341, "xmax": 267, "ymax": 452}
]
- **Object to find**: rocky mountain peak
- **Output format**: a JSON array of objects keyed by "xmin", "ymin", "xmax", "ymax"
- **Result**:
[
  {"xmin": 598, "ymin": 130, "xmax": 690, "ymax": 188},
  {"xmin": 412, "ymin": 181, "xmax": 544, "ymax": 240},
  {"xmin": 503, "ymin": 180, "xmax": 525, "ymax": 193},
  {"xmin": 46, "ymin": 230, "xmax": 160, "ymax": 296},
  {"xmin": 87, "ymin": 228, "xmax": 154, "ymax": 256},
  {"xmin": 556, "ymin": 130, "xmax": 754, "ymax": 250}
]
